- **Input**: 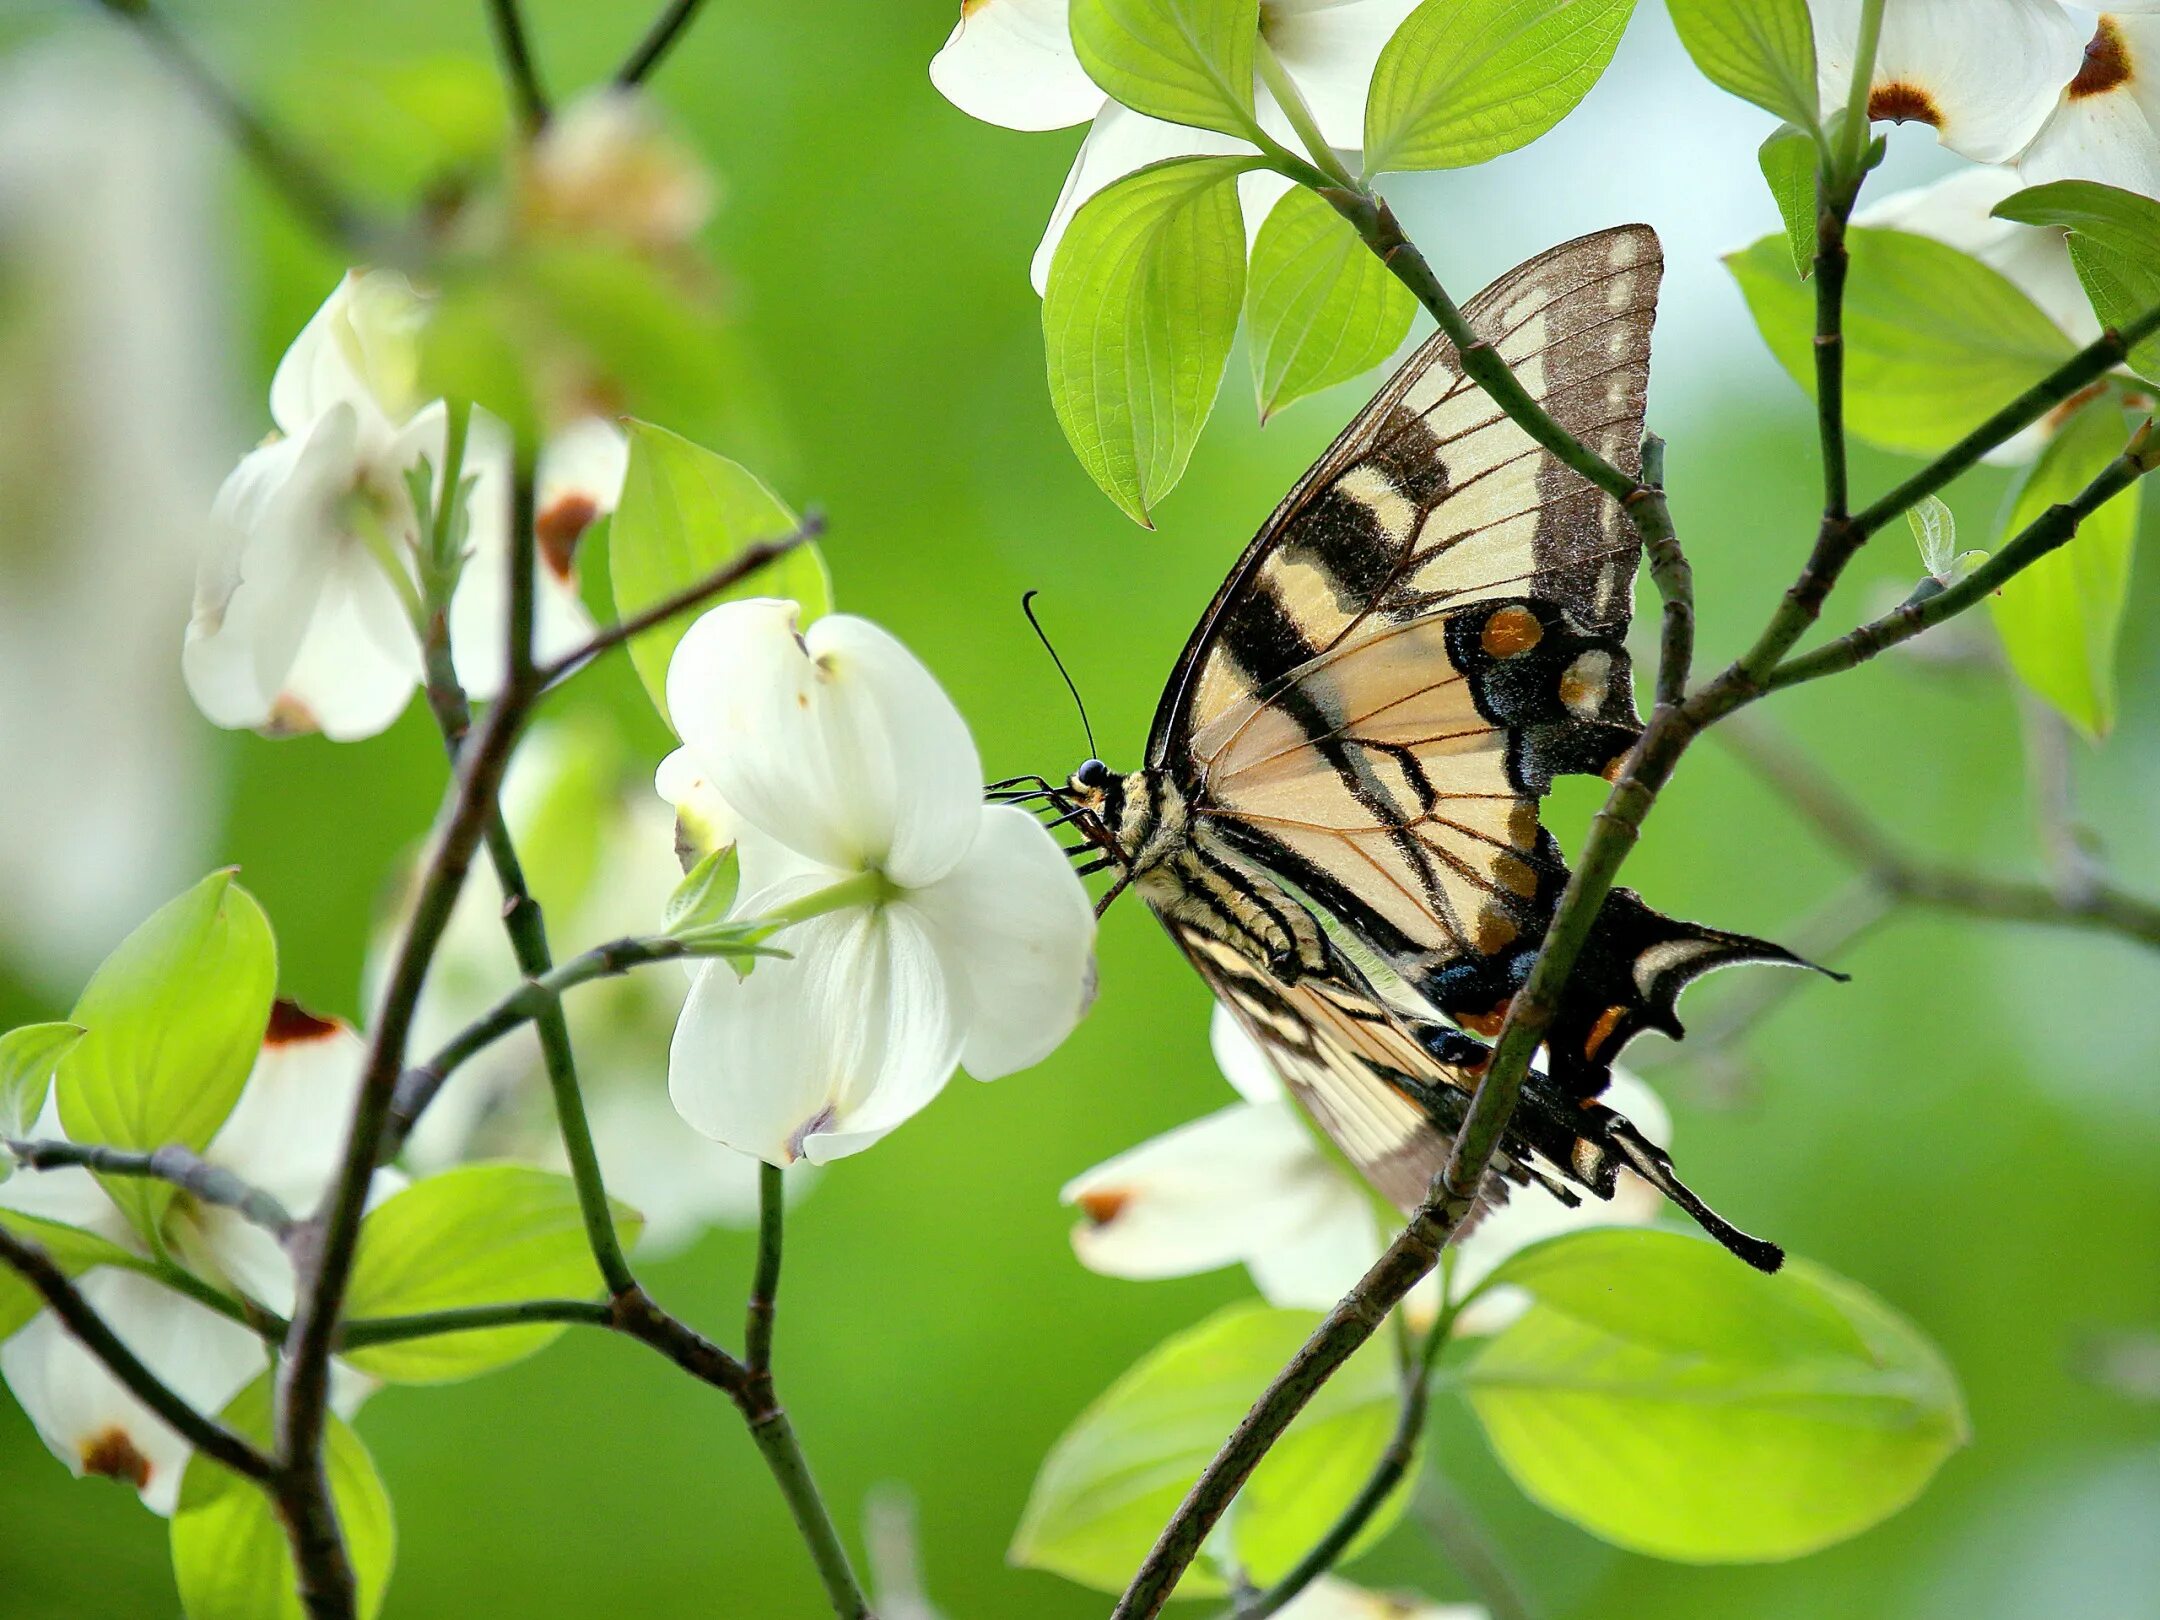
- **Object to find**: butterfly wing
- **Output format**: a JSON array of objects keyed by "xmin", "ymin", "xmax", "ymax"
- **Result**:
[{"xmin": 1149, "ymin": 224, "xmax": 1801, "ymax": 1093}]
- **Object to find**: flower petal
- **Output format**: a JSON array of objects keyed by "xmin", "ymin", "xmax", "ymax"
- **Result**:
[
  {"xmin": 1276, "ymin": 1577, "xmax": 1484, "ymax": 1620},
  {"xmin": 1209, "ymin": 1002, "xmax": 1286, "ymax": 1105},
  {"xmin": 669, "ymin": 907, "xmax": 961, "ymax": 1165},
  {"xmin": 1243, "ymin": 1182, "xmax": 1388, "ymax": 1312},
  {"xmin": 929, "ymin": 0, "xmax": 1104, "ymax": 132},
  {"xmin": 452, "ymin": 409, "xmax": 596, "ymax": 699},
  {"xmin": 1266, "ymin": 0, "xmax": 1419, "ymax": 149},
  {"xmin": 2016, "ymin": 17, "xmax": 2160, "ymax": 198},
  {"xmin": 278, "ymin": 534, "xmax": 423, "ymax": 740},
  {"xmin": 0, "ymin": 1270, "xmax": 265, "ymax": 1515},
  {"xmin": 1812, "ymin": 0, "xmax": 2087, "ymax": 164},
  {"xmin": 667, "ymin": 603, "xmax": 983, "ymax": 886},
  {"xmin": 268, "ymin": 269, "xmax": 426, "ymax": 438},
  {"xmin": 577, "ymin": 1088, "xmax": 806, "ymax": 1255},
  {"xmin": 206, "ymin": 1009, "xmax": 367, "ymax": 1212},
  {"xmin": 911, "ymin": 804, "xmax": 1096, "ymax": 1080},
  {"xmin": 1062, "ymin": 1099, "xmax": 1340, "ymax": 1280}
]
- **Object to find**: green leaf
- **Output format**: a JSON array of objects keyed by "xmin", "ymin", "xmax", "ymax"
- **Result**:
[
  {"xmin": 1012, "ymin": 1302, "xmax": 1410, "ymax": 1595},
  {"xmin": 0, "ymin": 1210, "xmax": 140, "ymax": 1342},
  {"xmin": 1726, "ymin": 227, "xmax": 2077, "ymax": 456},
  {"xmin": 606, "ymin": 421, "xmax": 830, "ymax": 730},
  {"xmin": 1994, "ymin": 181, "xmax": 2160, "ymax": 384},
  {"xmin": 172, "ymin": 1377, "xmax": 395, "ymax": 1620},
  {"xmin": 664, "ymin": 845, "xmax": 742, "ymax": 936},
  {"xmin": 1666, "ymin": 0, "xmax": 1819, "ymax": 129},
  {"xmin": 0, "ymin": 1022, "xmax": 84, "ymax": 1143},
  {"xmin": 340, "ymin": 1164, "xmax": 640, "ymax": 1383},
  {"xmin": 1044, "ymin": 156, "xmax": 1254, "ymax": 526},
  {"xmin": 1245, "ymin": 186, "xmax": 1417, "ymax": 421},
  {"xmin": 1068, "ymin": 0, "xmax": 1259, "ymax": 138},
  {"xmin": 1463, "ymin": 1228, "xmax": 1967, "ymax": 1563},
  {"xmin": 1990, "ymin": 394, "xmax": 2143, "ymax": 738},
  {"xmin": 1906, "ymin": 494, "xmax": 1956, "ymax": 578},
  {"xmin": 58, "ymin": 874, "xmax": 276, "ymax": 1238},
  {"xmin": 1363, "ymin": 0, "xmax": 1639, "ymax": 175},
  {"xmin": 1758, "ymin": 123, "xmax": 1818, "ymax": 277}
]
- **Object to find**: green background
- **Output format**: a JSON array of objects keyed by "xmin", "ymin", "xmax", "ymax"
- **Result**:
[{"xmin": 3, "ymin": 3, "xmax": 2159, "ymax": 1616}]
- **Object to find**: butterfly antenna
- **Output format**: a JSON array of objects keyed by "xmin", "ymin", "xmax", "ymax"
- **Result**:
[{"xmin": 1022, "ymin": 590, "xmax": 1099, "ymax": 761}]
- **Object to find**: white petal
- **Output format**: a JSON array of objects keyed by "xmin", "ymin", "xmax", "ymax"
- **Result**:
[
  {"xmin": 929, "ymin": 0, "xmax": 1103, "ymax": 132},
  {"xmin": 207, "ymin": 1009, "xmax": 367, "ymax": 1212},
  {"xmin": 2017, "ymin": 18, "xmax": 2160, "ymax": 198},
  {"xmin": 910, "ymin": 804, "xmax": 1096, "ymax": 1080},
  {"xmin": 268, "ymin": 269, "xmax": 426, "ymax": 437},
  {"xmin": 1244, "ymin": 1182, "xmax": 1388, "ymax": 1311},
  {"xmin": 538, "ymin": 415, "xmax": 630, "ymax": 518},
  {"xmin": 1030, "ymin": 101, "xmax": 1259, "ymax": 293},
  {"xmin": 1812, "ymin": 0, "xmax": 2087, "ymax": 164},
  {"xmin": 1209, "ymin": 1003, "xmax": 1287, "ymax": 1105},
  {"xmin": 667, "ymin": 603, "xmax": 984, "ymax": 887},
  {"xmin": 448, "ymin": 410, "xmax": 595, "ymax": 698},
  {"xmin": 278, "ymin": 535, "xmax": 422, "ymax": 740},
  {"xmin": 668, "ymin": 907, "xmax": 961, "ymax": 1165},
  {"xmin": 1265, "ymin": 0, "xmax": 1419, "ymax": 148},
  {"xmin": 1275, "ymin": 1576, "xmax": 1485, "ymax": 1620},
  {"xmin": 1062, "ymin": 1099, "xmax": 1342, "ymax": 1280},
  {"xmin": 0, "ymin": 1270, "xmax": 265, "ymax": 1515},
  {"xmin": 578, "ymin": 1087, "xmax": 810, "ymax": 1255},
  {"xmin": 0, "ymin": 1098, "xmax": 133, "ymax": 1241}
]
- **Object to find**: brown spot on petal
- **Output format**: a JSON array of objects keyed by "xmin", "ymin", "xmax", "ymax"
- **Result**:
[
  {"xmin": 1868, "ymin": 81, "xmax": 1942, "ymax": 127},
  {"xmin": 2045, "ymin": 381, "xmax": 2109, "ymax": 434},
  {"xmin": 535, "ymin": 493, "xmax": 599, "ymax": 582},
  {"xmin": 80, "ymin": 1427, "xmax": 152, "ymax": 1489},
  {"xmin": 263, "ymin": 693, "xmax": 318, "ymax": 738},
  {"xmin": 1076, "ymin": 1188, "xmax": 1131, "ymax": 1226},
  {"xmin": 2071, "ymin": 18, "xmax": 2133, "ymax": 100},
  {"xmin": 266, "ymin": 998, "xmax": 341, "ymax": 1047},
  {"xmin": 784, "ymin": 1106, "xmax": 837, "ymax": 1162}
]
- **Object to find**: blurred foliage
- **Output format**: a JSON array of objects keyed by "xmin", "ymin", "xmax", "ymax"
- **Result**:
[{"xmin": 1, "ymin": 3, "xmax": 2158, "ymax": 1618}]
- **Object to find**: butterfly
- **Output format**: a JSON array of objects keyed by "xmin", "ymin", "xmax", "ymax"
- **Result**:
[{"xmin": 998, "ymin": 224, "xmax": 1811, "ymax": 1273}]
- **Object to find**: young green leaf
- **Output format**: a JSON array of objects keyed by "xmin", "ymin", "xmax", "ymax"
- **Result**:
[
  {"xmin": 607, "ymin": 421, "xmax": 831, "ymax": 730},
  {"xmin": 1758, "ymin": 123, "xmax": 1818, "ymax": 276},
  {"xmin": 664, "ymin": 845, "xmax": 742, "ymax": 935},
  {"xmin": 1068, "ymin": 0, "xmax": 1260, "ymax": 138},
  {"xmin": 1044, "ymin": 156, "xmax": 1255, "ymax": 526},
  {"xmin": 1666, "ymin": 0, "xmax": 1819, "ymax": 129},
  {"xmin": 1363, "ymin": 0, "xmax": 1638, "ymax": 175},
  {"xmin": 58, "ymin": 874, "xmax": 276, "ymax": 1239},
  {"xmin": 339, "ymin": 1164, "xmax": 642, "ymax": 1383},
  {"xmin": 0, "ymin": 1210, "xmax": 141, "ymax": 1342},
  {"xmin": 1245, "ymin": 186, "xmax": 1417, "ymax": 420},
  {"xmin": 1727, "ymin": 227, "xmax": 2077, "ymax": 456},
  {"xmin": 1994, "ymin": 181, "xmax": 2160, "ymax": 384},
  {"xmin": 1463, "ymin": 1228, "xmax": 1967, "ymax": 1562},
  {"xmin": 1906, "ymin": 494, "xmax": 1956, "ymax": 578},
  {"xmin": 0, "ymin": 1022, "xmax": 84, "ymax": 1143},
  {"xmin": 1012, "ymin": 1302, "xmax": 1408, "ymax": 1595},
  {"xmin": 171, "ymin": 1377, "xmax": 395, "ymax": 1620},
  {"xmin": 1991, "ymin": 395, "xmax": 2142, "ymax": 738}
]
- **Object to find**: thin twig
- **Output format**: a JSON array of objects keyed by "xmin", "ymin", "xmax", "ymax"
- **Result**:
[
  {"xmin": 1636, "ymin": 434, "xmax": 1693, "ymax": 707},
  {"xmin": 484, "ymin": 0, "xmax": 550, "ymax": 132},
  {"xmin": 534, "ymin": 514, "xmax": 826, "ymax": 686},
  {"xmin": 746, "ymin": 1160, "xmax": 784, "ymax": 1377},
  {"xmin": 0, "ymin": 1224, "xmax": 276, "ymax": 1486},
  {"xmin": 4, "ymin": 1140, "xmax": 292, "ymax": 1237},
  {"xmin": 1414, "ymin": 1477, "xmax": 1538, "ymax": 1620},
  {"xmin": 617, "ymin": 0, "xmax": 713, "ymax": 86},
  {"xmin": 336, "ymin": 1298, "xmax": 610, "ymax": 1349}
]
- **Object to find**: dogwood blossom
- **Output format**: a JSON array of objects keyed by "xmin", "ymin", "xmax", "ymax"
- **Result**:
[
  {"xmin": 182, "ymin": 271, "xmax": 611, "ymax": 741},
  {"xmin": 1063, "ymin": 1006, "xmax": 1664, "ymax": 1332},
  {"xmin": 1279, "ymin": 1582, "xmax": 1482, "ymax": 1620},
  {"xmin": 929, "ymin": 0, "xmax": 1417, "ymax": 290},
  {"xmin": 0, "ymin": 1005, "xmax": 384, "ymax": 1512},
  {"xmin": 382, "ymin": 721, "xmax": 791, "ymax": 1252},
  {"xmin": 659, "ymin": 600, "xmax": 1095, "ymax": 1166},
  {"xmin": 2017, "ymin": 10, "xmax": 2160, "ymax": 196}
]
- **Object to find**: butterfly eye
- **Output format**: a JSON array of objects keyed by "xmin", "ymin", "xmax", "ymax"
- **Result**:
[{"xmin": 1074, "ymin": 759, "xmax": 1111, "ymax": 791}]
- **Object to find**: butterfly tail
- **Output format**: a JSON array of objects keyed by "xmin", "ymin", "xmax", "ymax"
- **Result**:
[
  {"xmin": 1541, "ymin": 886, "xmax": 1835, "ymax": 1095},
  {"xmin": 1596, "ymin": 1107, "xmax": 1786, "ymax": 1273}
]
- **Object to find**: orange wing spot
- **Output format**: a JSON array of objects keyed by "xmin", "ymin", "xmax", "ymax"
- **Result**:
[
  {"xmin": 2071, "ymin": 18, "xmax": 2131, "ymax": 100},
  {"xmin": 1474, "ymin": 908, "xmax": 1519, "ymax": 954},
  {"xmin": 1868, "ymin": 82, "xmax": 1941, "ymax": 126},
  {"xmin": 1458, "ymin": 1001, "xmax": 1510, "ymax": 1038},
  {"xmin": 81, "ymin": 1427, "xmax": 152, "ymax": 1489},
  {"xmin": 1479, "ymin": 605, "xmax": 1544, "ymax": 659},
  {"xmin": 1493, "ymin": 855, "xmax": 1539, "ymax": 899},
  {"xmin": 1076, "ymin": 1189, "xmax": 1131, "ymax": 1226},
  {"xmin": 1506, "ymin": 802, "xmax": 1540, "ymax": 849},
  {"xmin": 1601, "ymin": 753, "xmax": 1627, "ymax": 782},
  {"xmin": 1584, "ymin": 1003, "xmax": 1628, "ymax": 1059}
]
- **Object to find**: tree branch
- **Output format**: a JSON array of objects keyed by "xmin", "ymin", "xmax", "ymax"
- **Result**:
[
  {"xmin": 484, "ymin": 0, "xmax": 550, "ymax": 133},
  {"xmin": 0, "ymin": 1224, "xmax": 276, "ymax": 1486},
  {"xmin": 4, "ymin": 1140, "xmax": 292, "ymax": 1237},
  {"xmin": 336, "ymin": 1298, "xmax": 610, "ymax": 1350},
  {"xmin": 746, "ymin": 1160, "xmax": 784, "ymax": 1378},
  {"xmin": 617, "ymin": 0, "xmax": 713, "ymax": 86}
]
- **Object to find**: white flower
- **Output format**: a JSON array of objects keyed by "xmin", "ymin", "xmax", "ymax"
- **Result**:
[
  {"xmin": 1063, "ymin": 1006, "xmax": 1665, "ymax": 1333},
  {"xmin": 658, "ymin": 600, "xmax": 1096, "ymax": 1166},
  {"xmin": 2017, "ymin": 11, "xmax": 2160, "ymax": 197},
  {"xmin": 929, "ymin": 0, "xmax": 1417, "ymax": 291},
  {"xmin": 0, "ymin": 1006, "xmax": 382, "ymax": 1513},
  {"xmin": 182, "ymin": 271, "xmax": 602, "ymax": 742},
  {"xmin": 1277, "ymin": 1579, "xmax": 1483, "ymax": 1620},
  {"xmin": 1811, "ymin": 0, "xmax": 2088, "ymax": 164},
  {"xmin": 520, "ymin": 87, "xmax": 716, "ymax": 253},
  {"xmin": 383, "ymin": 719, "xmax": 795, "ymax": 1254}
]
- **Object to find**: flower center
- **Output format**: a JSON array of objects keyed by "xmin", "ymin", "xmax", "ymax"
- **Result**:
[
  {"xmin": 1868, "ymin": 81, "xmax": 1942, "ymax": 127},
  {"xmin": 2070, "ymin": 18, "xmax": 2133, "ymax": 100}
]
